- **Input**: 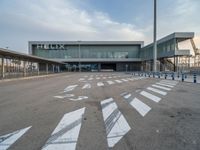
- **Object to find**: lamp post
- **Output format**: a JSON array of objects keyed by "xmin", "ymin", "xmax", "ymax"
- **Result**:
[
  {"xmin": 78, "ymin": 40, "xmax": 81, "ymax": 72},
  {"xmin": 153, "ymin": 0, "xmax": 157, "ymax": 72}
]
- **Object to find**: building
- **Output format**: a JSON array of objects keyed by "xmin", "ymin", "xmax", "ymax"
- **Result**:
[{"xmin": 29, "ymin": 32, "xmax": 200, "ymax": 72}]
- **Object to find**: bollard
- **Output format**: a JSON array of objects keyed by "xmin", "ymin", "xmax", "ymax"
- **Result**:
[
  {"xmin": 194, "ymin": 74, "xmax": 197, "ymax": 83},
  {"xmin": 158, "ymin": 72, "xmax": 160, "ymax": 78},
  {"xmin": 172, "ymin": 73, "xmax": 174, "ymax": 80},
  {"xmin": 145, "ymin": 73, "xmax": 146, "ymax": 77},
  {"xmin": 177, "ymin": 72, "xmax": 180, "ymax": 78},
  {"xmin": 182, "ymin": 73, "xmax": 184, "ymax": 82},
  {"xmin": 149, "ymin": 73, "xmax": 150, "ymax": 77},
  {"xmin": 185, "ymin": 74, "xmax": 187, "ymax": 79},
  {"xmin": 165, "ymin": 73, "xmax": 167, "ymax": 79},
  {"xmin": 153, "ymin": 73, "xmax": 155, "ymax": 78}
]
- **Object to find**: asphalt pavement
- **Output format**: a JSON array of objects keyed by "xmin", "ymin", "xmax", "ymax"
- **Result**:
[{"xmin": 0, "ymin": 72, "xmax": 200, "ymax": 150}]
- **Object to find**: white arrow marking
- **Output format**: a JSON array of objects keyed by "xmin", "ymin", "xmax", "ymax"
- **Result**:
[
  {"xmin": 82, "ymin": 83, "xmax": 91, "ymax": 89},
  {"xmin": 63, "ymin": 85, "xmax": 78, "ymax": 93},
  {"xmin": 42, "ymin": 108, "xmax": 85, "ymax": 150},
  {"xmin": 101, "ymin": 98, "xmax": 131, "ymax": 148},
  {"xmin": 0, "ymin": 126, "xmax": 31, "ymax": 150},
  {"xmin": 69, "ymin": 96, "xmax": 88, "ymax": 101}
]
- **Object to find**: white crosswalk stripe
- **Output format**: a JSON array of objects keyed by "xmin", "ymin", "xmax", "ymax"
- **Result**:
[
  {"xmin": 42, "ymin": 108, "xmax": 85, "ymax": 150},
  {"xmin": 101, "ymin": 98, "xmax": 131, "ymax": 148},
  {"xmin": 124, "ymin": 93, "xmax": 131, "ymax": 99},
  {"xmin": 156, "ymin": 82, "xmax": 174, "ymax": 88},
  {"xmin": 147, "ymin": 87, "xmax": 167, "ymax": 96},
  {"xmin": 121, "ymin": 79, "xmax": 128, "ymax": 82},
  {"xmin": 88, "ymin": 78, "xmax": 93, "ymax": 80},
  {"xmin": 107, "ymin": 81, "xmax": 115, "ymax": 85},
  {"xmin": 160, "ymin": 80, "xmax": 177, "ymax": 85},
  {"xmin": 63, "ymin": 85, "xmax": 78, "ymax": 93},
  {"xmin": 97, "ymin": 82, "xmax": 104, "ymax": 86},
  {"xmin": 0, "ymin": 126, "xmax": 31, "ymax": 150},
  {"xmin": 115, "ymin": 80, "xmax": 122, "ymax": 83},
  {"xmin": 152, "ymin": 84, "xmax": 171, "ymax": 91},
  {"xmin": 140, "ymin": 91, "xmax": 161, "ymax": 102},
  {"xmin": 129, "ymin": 98, "xmax": 151, "ymax": 117}
]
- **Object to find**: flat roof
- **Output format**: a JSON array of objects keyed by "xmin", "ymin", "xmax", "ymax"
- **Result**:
[
  {"xmin": 0, "ymin": 48, "xmax": 64, "ymax": 64},
  {"xmin": 29, "ymin": 41, "xmax": 144, "ymax": 46}
]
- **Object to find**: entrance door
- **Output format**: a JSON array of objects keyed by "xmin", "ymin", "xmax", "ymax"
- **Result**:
[{"xmin": 101, "ymin": 63, "xmax": 116, "ymax": 71}]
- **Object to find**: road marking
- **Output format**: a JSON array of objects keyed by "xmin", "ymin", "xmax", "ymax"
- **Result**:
[
  {"xmin": 147, "ymin": 87, "xmax": 167, "ymax": 96},
  {"xmin": 108, "ymin": 77, "xmax": 112, "ymax": 79},
  {"xmin": 107, "ymin": 81, "xmax": 115, "ymax": 85},
  {"xmin": 84, "ymin": 76, "xmax": 88, "ymax": 78},
  {"xmin": 79, "ymin": 78, "xmax": 85, "ymax": 81},
  {"xmin": 42, "ymin": 108, "xmax": 85, "ymax": 150},
  {"xmin": 140, "ymin": 91, "xmax": 161, "ymax": 102},
  {"xmin": 124, "ymin": 93, "xmax": 131, "ymax": 99},
  {"xmin": 0, "ymin": 126, "xmax": 31, "ymax": 150},
  {"xmin": 54, "ymin": 94, "xmax": 75, "ymax": 99},
  {"xmin": 152, "ymin": 84, "xmax": 171, "ymax": 91},
  {"xmin": 103, "ymin": 77, "xmax": 107, "ymax": 79},
  {"xmin": 127, "ymin": 78, "xmax": 134, "ymax": 81},
  {"xmin": 160, "ymin": 80, "xmax": 177, "ymax": 85},
  {"xmin": 88, "ymin": 78, "xmax": 93, "ymax": 80},
  {"xmin": 156, "ymin": 82, "xmax": 174, "ymax": 88},
  {"xmin": 64, "ymin": 85, "xmax": 78, "ymax": 93},
  {"xmin": 121, "ymin": 79, "xmax": 128, "ymax": 82},
  {"xmin": 115, "ymin": 80, "xmax": 122, "ymax": 83},
  {"xmin": 96, "ymin": 77, "xmax": 100, "ymax": 80},
  {"xmin": 69, "ymin": 96, "xmax": 88, "ymax": 101},
  {"xmin": 97, "ymin": 82, "xmax": 104, "ymax": 87},
  {"xmin": 101, "ymin": 98, "xmax": 131, "ymax": 148},
  {"xmin": 129, "ymin": 98, "xmax": 151, "ymax": 117},
  {"xmin": 82, "ymin": 83, "xmax": 91, "ymax": 89}
]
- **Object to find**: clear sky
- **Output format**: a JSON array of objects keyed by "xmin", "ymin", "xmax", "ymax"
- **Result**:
[{"xmin": 0, "ymin": 0, "xmax": 200, "ymax": 53}]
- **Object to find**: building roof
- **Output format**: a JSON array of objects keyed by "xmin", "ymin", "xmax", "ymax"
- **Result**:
[
  {"xmin": 29, "ymin": 41, "xmax": 144, "ymax": 46},
  {"xmin": 0, "ymin": 48, "xmax": 64, "ymax": 64}
]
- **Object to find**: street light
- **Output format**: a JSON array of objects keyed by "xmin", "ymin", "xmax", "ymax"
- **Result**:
[
  {"xmin": 77, "ymin": 40, "xmax": 81, "ymax": 72},
  {"xmin": 153, "ymin": 0, "xmax": 157, "ymax": 72}
]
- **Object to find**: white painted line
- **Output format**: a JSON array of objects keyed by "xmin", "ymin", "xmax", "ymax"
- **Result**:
[
  {"xmin": 88, "ymin": 78, "xmax": 93, "ymax": 80},
  {"xmin": 159, "ymin": 81, "xmax": 177, "ymax": 86},
  {"xmin": 147, "ymin": 87, "xmax": 167, "ymax": 96},
  {"xmin": 64, "ymin": 85, "xmax": 78, "ymax": 92},
  {"xmin": 97, "ymin": 82, "xmax": 104, "ymax": 87},
  {"xmin": 115, "ymin": 80, "xmax": 122, "ymax": 83},
  {"xmin": 120, "ymin": 92, "xmax": 128, "ymax": 96},
  {"xmin": 130, "ymin": 98, "xmax": 151, "ymax": 117},
  {"xmin": 84, "ymin": 76, "xmax": 88, "ymax": 78},
  {"xmin": 96, "ymin": 77, "xmax": 100, "ymax": 80},
  {"xmin": 103, "ymin": 77, "xmax": 107, "ymax": 79},
  {"xmin": 124, "ymin": 93, "xmax": 131, "ymax": 99},
  {"xmin": 0, "ymin": 126, "xmax": 31, "ymax": 150},
  {"xmin": 79, "ymin": 78, "xmax": 85, "ymax": 81},
  {"xmin": 152, "ymin": 84, "xmax": 171, "ymax": 91},
  {"xmin": 156, "ymin": 82, "xmax": 174, "ymax": 88},
  {"xmin": 108, "ymin": 77, "xmax": 112, "ymax": 79},
  {"xmin": 121, "ymin": 79, "xmax": 128, "ymax": 82},
  {"xmin": 127, "ymin": 78, "xmax": 134, "ymax": 81},
  {"xmin": 140, "ymin": 91, "xmax": 161, "ymax": 103},
  {"xmin": 69, "ymin": 96, "xmax": 88, "ymax": 101},
  {"xmin": 101, "ymin": 98, "xmax": 131, "ymax": 148},
  {"xmin": 42, "ymin": 108, "xmax": 85, "ymax": 150},
  {"xmin": 107, "ymin": 81, "xmax": 115, "ymax": 85},
  {"xmin": 54, "ymin": 94, "xmax": 74, "ymax": 99},
  {"xmin": 82, "ymin": 83, "xmax": 91, "ymax": 89},
  {"xmin": 160, "ymin": 80, "xmax": 177, "ymax": 85}
]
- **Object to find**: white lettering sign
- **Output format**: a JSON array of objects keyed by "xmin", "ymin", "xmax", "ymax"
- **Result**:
[{"xmin": 36, "ymin": 44, "xmax": 67, "ymax": 50}]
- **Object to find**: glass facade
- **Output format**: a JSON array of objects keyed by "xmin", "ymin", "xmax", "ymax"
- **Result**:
[{"xmin": 32, "ymin": 45, "xmax": 140, "ymax": 59}]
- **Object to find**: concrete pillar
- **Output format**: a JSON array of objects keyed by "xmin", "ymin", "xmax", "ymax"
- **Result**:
[
  {"xmin": 1, "ymin": 57, "xmax": 5, "ymax": 78},
  {"xmin": 37, "ymin": 63, "xmax": 40, "ymax": 75},
  {"xmin": 23, "ymin": 61, "xmax": 27, "ymax": 77},
  {"xmin": 46, "ymin": 63, "xmax": 49, "ymax": 74},
  {"xmin": 52, "ymin": 64, "xmax": 55, "ymax": 73}
]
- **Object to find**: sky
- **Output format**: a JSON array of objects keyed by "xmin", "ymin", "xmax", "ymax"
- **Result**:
[{"xmin": 0, "ymin": 0, "xmax": 200, "ymax": 53}]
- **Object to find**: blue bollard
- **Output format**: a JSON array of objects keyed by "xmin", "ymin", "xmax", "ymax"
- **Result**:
[
  {"xmin": 172, "ymin": 73, "xmax": 174, "ymax": 80},
  {"xmin": 194, "ymin": 74, "xmax": 197, "ymax": 83},
  {"xmin": 177, "ymin": 72, "xmax": 180, "ymax": 78},
  {"xmin": 165, "ymin": 73, "xmax": 167, "ymax": 79},
  {"xmin": 148, "ymin": 73, "xmax": 150, "ymax": 77},
  {"xmin": 158, "ymin": 72, "xmax": 160, "ymax": 78},
  {"xmin": 182, "ymin": 73, "xmax": 184, "ymax": 82},
  {"xmin": 153, "ymin": 73, "xmax": 155, "ymax": 78}
]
